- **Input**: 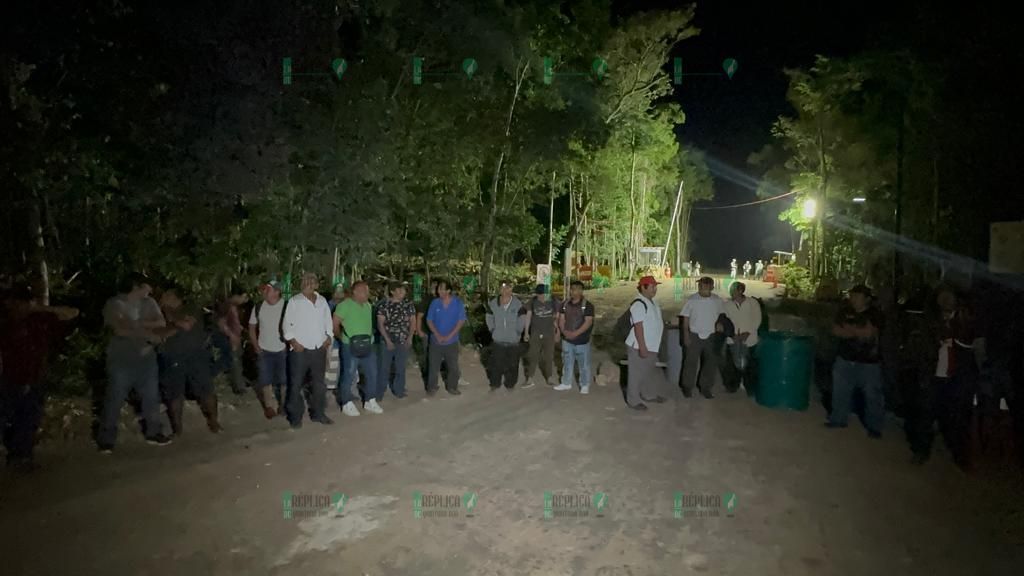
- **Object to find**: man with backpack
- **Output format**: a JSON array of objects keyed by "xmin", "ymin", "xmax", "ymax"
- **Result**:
[
  {"xmin": 556, "ymin": 280, "xmax": 595, "ymax": 394},
  {"xmin": 248, "ymin": 279, "xmax": 288, "ymax": 419},
  {"xmin": 620, "ymin": 276, "xmax": 666, "ymax": 410}
]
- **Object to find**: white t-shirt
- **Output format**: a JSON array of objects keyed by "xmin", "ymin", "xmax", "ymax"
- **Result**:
[
  {"xmin": 725, "ymin": 297, "xmax": 762, "ymax": 347},
  {"xmin": 249, "ymin": 300, "xmax": 287, "ymax": 353},
  {"xmin": 680, "ymin": 293, "xmax": 725, "ymax": 340},
  {"xmin": 625, "ymin": 294, "xmax": 663, "ymax": 353}
]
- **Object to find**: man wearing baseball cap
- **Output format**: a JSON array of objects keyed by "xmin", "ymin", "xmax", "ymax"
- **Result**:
[
  {"xmin": 249, "ymin": 279, "xmax": 289, "ymax": 418},
  {"xmin": 625, "ymin": 276, "xmax": 667, "ymax": 410}
]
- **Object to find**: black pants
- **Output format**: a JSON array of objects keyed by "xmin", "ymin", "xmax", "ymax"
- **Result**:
[
  {"xmin": 428, "ymin": 342, "xmax": 460, "ymax": 391},
  {"xmin": 722, "ymin": 344, "xmax": 759, "ymax": 396},
  {"xmin": 286, "ymin": 347, "xmax": 328, "ymax": 424},
  {"xmin": 907, "ymin": 374, "xmax": 975, "ymax": 468},
  {"xmin": 159, "ymin": 351, "xmax": 214, "ymax": 401},
  {"xmin": 0, "ymin": 383, "xmax": 45, "ymax": 463},
  {"xmin": 488, "ymin": 343, "xmax": 520, "ymax": 389}
]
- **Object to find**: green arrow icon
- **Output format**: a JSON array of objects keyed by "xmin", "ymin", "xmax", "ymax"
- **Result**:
[
  {"xmin": 722, "ymin": 58, "xmax": 738, "ymax": 79},
  {"xmin": 592, "ymin": 58, "xmax": 608, "ymax": 80},
  {"xmin": 332, "ymin": 58, "xmax": 348, "ymax": 80}
]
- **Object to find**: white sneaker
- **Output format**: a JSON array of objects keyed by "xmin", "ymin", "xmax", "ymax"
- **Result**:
[
  {"xmin": 521, "ymin": 379, "xmax": 536, "ymax": 389},
  {"xmin": 342, "ymin": 401, "xmax": 360, "ymax": 417},
  {"xmin": 580, "ymin": 385, "xmax": 590, "ymax": 395},
  {"xmin": 553, "ymin": 383, "xmax": 572, "ymax": 391},
  {"xmin": 365, "ymin": 399, "xmax": 384, "ymax": 414},
  {"xmin": 459, "ymin": 378, "xmax": 471, "ymax": 387}
]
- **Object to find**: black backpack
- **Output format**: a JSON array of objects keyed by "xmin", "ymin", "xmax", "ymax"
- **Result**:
[
  {"xmin": 255, "ymin": 299, "xmax": 289, "ymax": 344},
  {"xmin": 613, "ymin": 298, "xmax": 647, "ymax": 343}
]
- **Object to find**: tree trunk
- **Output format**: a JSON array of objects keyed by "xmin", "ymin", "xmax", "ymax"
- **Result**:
[
  {"xmin": 627, "ymin": 133, "xmax": 638, "ymax": 275},
  {"xmin": 547, "ymin": 171, "xmax": 555, "ymax": 264},
  {"xmin": 29, "ymin": 191, "xmax": 50, "ymax": 305}
]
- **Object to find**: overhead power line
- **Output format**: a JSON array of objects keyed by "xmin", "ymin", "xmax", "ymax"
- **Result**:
[{"xmin": 691, "ymin": 189, "xmax": 799, "ymax": 210}]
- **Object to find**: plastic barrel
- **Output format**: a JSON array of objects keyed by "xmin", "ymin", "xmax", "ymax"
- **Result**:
[{"xmin": 756, "ymin": 331, "xmax": 813, "ymax": 410}]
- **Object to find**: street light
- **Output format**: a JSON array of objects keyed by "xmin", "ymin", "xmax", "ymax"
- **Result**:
[
  {"xmin": 802, "ymin": 198, "xmax": 818, "ymax": 219},
  {"xmin": 852, "ymin": 197, "xmax": 866, "ymax": 203}
]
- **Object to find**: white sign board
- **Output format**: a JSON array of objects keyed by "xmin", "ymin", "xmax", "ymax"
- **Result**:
[{"xmin": 536, "ymin": 264, "xmax": 552, "ymax": 287}]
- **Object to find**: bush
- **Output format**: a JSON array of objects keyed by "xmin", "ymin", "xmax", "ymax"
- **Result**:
[
  {"xmin": 779, "ymin": 264, "xmax": 815, "ymax": 299},
  {"xmin": 592, "ymin": 270, "xmax": 611, "ymax": 289}
]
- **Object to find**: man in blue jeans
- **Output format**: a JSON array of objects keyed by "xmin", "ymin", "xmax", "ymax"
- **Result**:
[
  {"xmin": 555, "ymin": 281, "xmax": 595, "ymax": 394},
  {"xmin": 377, "ymin": 281, "xmax": 416, "ymax": 399},
  {"xmin": 248, "ymin": 280, "xmax": 288, "ymax": 419},
  {"xmin": 335, "ymin": 281, "xmax": 382, "ymax": 416},
  {"xmin": 827, "ymin": 284, "xmax": 885, "ymax": 438},
  {"xmin": 98, "ymin": 275, "xmax": 174, "ymax": 452}
]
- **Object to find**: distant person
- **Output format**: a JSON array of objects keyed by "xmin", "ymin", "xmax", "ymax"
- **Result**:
[
  {"xmin": 485, "ymin": 280, "xmax": 526, "ymax": 390},
  {"xmin": 523, "ymin": 284, "xmax": 560, "ymax": 388},
  {"xmin": 98, "ymin": 275, "xmax": 173, "ymax": 453},
  {"xmin": 907, "ymin": 286, "xmax": 982, "ymax": 468},
  {"xmin": 742, "ymin": 260, "xmax": 752, "ymax": 279},
  {"xmin": 377, "ymin": 281, "xmax": 417, "ymax": 400},
  {"xmin": 755, "ymin": 260, "xmax": 764, "ymax": 280},
  {"xmin": 694, "ymin": 262, "xmax": 702, "ymax": 276},
  {"xmin": 328, "ymin": 283, "xmax": 346, "ymax": 313},
  {"xmin": 0, "ymin": 281, "xmax": 78, "ymax": 469},
  {"xmin": 681, "ymin": 276, "xmax": 726, "ymax": 399},
  {"xmin": 425, "ymin": 279, "xmax": 467, "ymax": 396},
  {"xmin": 827, "ymin": 285, "xmax": 885, "ymax": 438},
  {"xmin": 281, "ymin": 272, "xmax": 334, "ymax": 429},
  {"xmin": 625, "ymin": 276, "xmax": 666, "ymax": 410},
  {"xmin": 158, "ymin": 288, "xmax": 221, "ymax": 435},
  {"xmin": 556, "ymin": 280, "xmax": 595, "ymax": 394},
  {"xmin": 335, "ymin": 280, "xmax": 382, "ymax": 416},
  {"xmin": 213, "ymin": 287, "xmax": 249, "ymax": 395},
  {"xmin": 688, "ymin": 261, "xmax": 695, "ymax": 278},
  {"xmin": 730, "ymin": 259, "xmax": 738, "ymax": 279},
  {"xmin": 249, "ymin": 280, "xmax": 288, "ymax": 418},
  {"xmin": 722, "ymin": 282, "xmax": 761, "ymax": 396}
]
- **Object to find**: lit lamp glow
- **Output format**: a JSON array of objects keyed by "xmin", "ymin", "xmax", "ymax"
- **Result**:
[
  {"xmin": 802, "ymin": 198, "xmax": 818, "ymax": 219},
  {"xmin": 852, "ymin": 197, "xmax": 866, "ymax": 203}
]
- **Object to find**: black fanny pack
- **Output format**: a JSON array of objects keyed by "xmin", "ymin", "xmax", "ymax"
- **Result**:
[{"xmin": 348, "ymin": 334, "xmax": 373, "ymax": 358}]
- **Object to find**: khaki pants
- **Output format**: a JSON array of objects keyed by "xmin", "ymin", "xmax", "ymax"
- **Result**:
[{"xmin": 627, "ymin": 347, "xmax": 663, "ymax": 406}]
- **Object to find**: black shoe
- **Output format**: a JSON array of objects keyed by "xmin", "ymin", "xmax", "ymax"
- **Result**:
[
  {"xmin": 146, "ymin": 434, "xmax": 173, "ymax": 446},
  {"xmin": 393, "ymin": 393, "xmax": 407, "ymax": 399},
  {"xmin": 313, "ymin": 416, "xmax": 334, "ymax": 425},
  {"xmin": 97, "ymin": 443, "xmax": 114, "ymax": 454},
  {"xmin": 289, "ymin": 420, "xmax": 303, "ymax": 430},
  {"xmin": 681, "ymin": 388, "xmax": 693, "ymax": 398},
  {"xmin": 642, "ymin": 396, "xmax": 667, "ymax": 404},
  {"xmin": 701, "ymin": 390, "xmax": 714, "ymax": 399},
  {"xmin": 867, "ymin": 430, "xmax": 882, "ymax": 439},
  {"xmin": 426, "ymin": 388, "xmax": 438, "ymax": 397},
  {"xmin": 446, "ymin": 388, "xmax": 462, "ymax": 395},
  {"xmin": 824, "ymin": 422, "xmax": 847, "ymax": 429},
  {"xmin": 629, "ymin": 403, "xmax": 648, "ymax": 411}
]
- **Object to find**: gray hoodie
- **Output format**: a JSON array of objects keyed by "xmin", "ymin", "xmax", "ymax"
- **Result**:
[{"xmin": 486, "ymin": 296, "xmax": 524, "ymax": 344}]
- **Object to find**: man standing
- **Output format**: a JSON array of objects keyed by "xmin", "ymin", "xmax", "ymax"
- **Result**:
[
  {"xmin": 213, "ymin": 288, "xmax": 249, "ymax": 395},
  {"xmin": 158, "ymin": 288, "xmax": 221, "ymax": 435},
  {"xmin": 425, "ymin": 280, "xmax": 467, "ymax": 396},
  {"xmin": 98, "ymin": 275, "xmax": 173, "ymax": 452},
  {"xmin": 523, "ymin": 284, "xmax": 560, "ymax": 388},
  {"xmin": 282, "ymin": 272, "xmax": 334, "ymax": 429},
  {"xmin": 755, "ymin": 260, "xmax": 765, "ymax": 280},
  {"xmin": 0, "ymin": 282, "xmax": 78, "ymax": 469},
  {"xmin": 827, "ymin": 285, "xmax": 885, "ymax": 438},
  {"xmin": 555, "ymin": 280, "xmax": 595, "ymax": 394},
  {"xmin": 335, "ymin": 280, "xmax": 382, "ymax": 416},
  {"xmin": 625, "ymin": 276, "xmax": 666, "ymax": 410},
  {"xmin": 743, "ymin": 260, "xmax": 752, "ymax": 279},
  {"xmin": 722, "ymin": 282, "xmax": 762, "ymax": 396},
  {"xmin": 681, "ymin": 276, "xmax": 726, "ymax": 399},
  {"xmin": 377, "ymin": 281, "xmax": 417, "ymax": 400},
  {"xmin": 485, "ymin": 280, "xmax": 526, "ymax": 390},
  {"xmin": 249, "ymin": 280, "xmax": 288, "ymax": 419},
  {"xmin": 907, "ymin": 286, "xmax": 982, "ymax": 468}
]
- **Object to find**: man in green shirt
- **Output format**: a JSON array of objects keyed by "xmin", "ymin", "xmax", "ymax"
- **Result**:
[{"xmin": 334, "ymin": 281, "xmax": 381, "ymax": 416}]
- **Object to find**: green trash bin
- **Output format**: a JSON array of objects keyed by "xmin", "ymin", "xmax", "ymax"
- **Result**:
[{"xmin": 756, "ymin": 331, "xmax": 813, "ymax": 410}]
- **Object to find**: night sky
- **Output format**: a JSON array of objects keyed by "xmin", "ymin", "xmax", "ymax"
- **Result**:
[{"xmin": 625, "ymin": 1, "xmax": 913, "ymax": 268}]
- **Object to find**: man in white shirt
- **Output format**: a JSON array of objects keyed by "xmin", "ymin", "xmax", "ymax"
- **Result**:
[
  {"xmin": 625, "ymin": 276, "xmax": 666, "ymax": 410},
  {"xmin": 723, "ymin": 282, "xmax": 762, "ymax": 396},
  {"xmin": 680, "ymin": 276, "xmax": 726, "ymax": 398},
  {"xmin": 249, "ymin": 279, "xmax": 288, "ymax": 419},
  {"xmin": 281, "ymin": 273, "xmax": 334, "ymax": 429}
]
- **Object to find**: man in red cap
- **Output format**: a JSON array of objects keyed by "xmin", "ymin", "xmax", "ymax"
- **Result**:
[{"xmin": 625, "ymin": 276, "xmax": 667, "ymax": 410}]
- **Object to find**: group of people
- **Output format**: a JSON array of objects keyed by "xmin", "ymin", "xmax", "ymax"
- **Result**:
[{"xmin": 730, "ymin": 259, "xmax": 766, "ymax": 280}]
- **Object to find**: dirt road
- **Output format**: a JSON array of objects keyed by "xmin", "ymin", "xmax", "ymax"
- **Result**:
[{"xmin": 0, "ymin": 280, "xmax": 1020, "ymax": 575}]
